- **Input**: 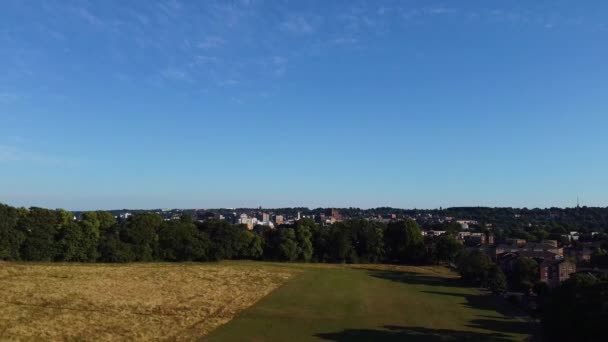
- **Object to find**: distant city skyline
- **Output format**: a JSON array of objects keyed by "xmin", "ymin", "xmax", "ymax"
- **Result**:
[{"xmin": 1, "ymin": 1, "xmax": 607, "ymax": 210}]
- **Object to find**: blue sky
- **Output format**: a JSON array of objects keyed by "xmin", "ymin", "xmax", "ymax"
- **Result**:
[{"xmin": 1, "ymin": 0, "xmax": 607, "ymax": 210}]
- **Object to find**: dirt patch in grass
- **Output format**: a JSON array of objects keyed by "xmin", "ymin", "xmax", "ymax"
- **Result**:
[{"xmin": 0, "ymin": 263, "xmax": 295, "ymax": 341}]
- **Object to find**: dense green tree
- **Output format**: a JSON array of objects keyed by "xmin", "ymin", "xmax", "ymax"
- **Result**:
[
  {"xmin": 385, "ymin": 219, "xmax": 425, "ymax": 263},
  {"xmin": 485, "ymin": 264, "xmax": 507, "ymax": 294},
  {"xmin": 158, "ymin": 219, "xmax": 210, "ymax": 261},
  {"xmin": 98, "ymin": 227, "xmax": 135, "ymax": 263},
  {"xmin": 294, "ymin": 219, "xmax": 314, "ymax": 261},
  {"xmin": 0, "ymin": 204, "xmax": 25, "ymax": 260},
  {"xmin": 350, "ymin": 220, "xmax": 385, "ymax": 263},
  {"xmin": 329, "ymin": 223, "xmax": 356, "ymax": 263},
  {"xmin": 200, "ymin": 219, "xmax": 245, "ymax": 260},
  {"xmin": 123, "ymin": 213, "xmax": 162, "ymax": 261},
  {"xmin": 310, "ymin": 224, "xmax": 331, "ymax": 262},
  {"xmin": 245, "ymin": 231, "xmax": 264, "ymax": 259},
  {"xmin": 57, "ymin": 221, "xmax": 99, "ymax": 262},
  {"xmin": 541, "ymin": 274, "xmax": 608, "ymax": 341},
  {"xmin": 511, "ymin": 257, "xmax": 538, "ymax": 292},
  {"xmin": 18, "ymin": 208, "xmax": 62, "ymax": 261},
  {"xmin": 456, "ymin": 250, "xmax": 492, "ymax": 285},
  {"xmin": 263, "ymin": 227, "xmax": 299, "ymax": 262},
  {"xmin": 590, "ymin": 248, "xmax": 608, "ymax": 268},
  {"xmin": 433, "ymin": 234, "xmax": 463, "ymax": 264},
  {"xmin": 278, "ymin": 228, "xmax": 299, "ymax": 261},
  {"xmin": 82, "ymin": 211, "xmax": 116, "ymax": 234}
]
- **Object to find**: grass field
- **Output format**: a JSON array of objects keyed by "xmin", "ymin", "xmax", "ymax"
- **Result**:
[
  {"xmin": 0, "ymin": 262, "xmax": 295, "ymax": 340},
  {"xmin": 207, "ymin": 263, "xmax": 531, "ymax": 341},
  {"xmin": 0, "ymin": 262, "xmax": 531, "ymax": 341}
]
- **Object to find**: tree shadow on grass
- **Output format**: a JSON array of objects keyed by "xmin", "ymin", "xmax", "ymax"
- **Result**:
[
  {"xmin": 421, "ymin": 291, "xmax": 529, "ymax": 324},
  {"xmin": 315, "ymin": 325, "xmax": 514, "ymax": 342},
  {"xmin": 362, "ymin": 270, "xmax": 535, "ymax": 338},
  {"xmin": 366, "ymin": 270, "xmax": 465, "ymax": 288}
]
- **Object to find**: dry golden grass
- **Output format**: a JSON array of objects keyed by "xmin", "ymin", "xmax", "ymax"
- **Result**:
[{"xmin": 0, "ymin": 262, "xmax": 296, "ymax": 341}]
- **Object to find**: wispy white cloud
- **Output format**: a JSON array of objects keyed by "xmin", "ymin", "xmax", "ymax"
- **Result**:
[
  {"xmin": 191, "ymin": 55, "xmax": 220, "ymax": 66},
  {"xmin": 270, "ymin": 55, "xmax": 287, "ymax": 76},
  {"xmin": 0, "ymin": 145, "xmax": 74, "ymax": 166},
  {"xmin": 0, "ymin": 92, "xmax": 20, "ymax": 104},
  {"xmin": 160, "ymin": 68, "xmax": 190, "ymax": 81},
  {"xmin": 197, "ymin": 36, "xmax": 225, "ymax": 49},
  {"xmin": 331, "ymin": 37, "xmax": 358, "ymax": 45},
  {"xmin": 156, "ymin": 0, "xmax": 183, "ymax": 19},
  {"xmin": 74, "ymin": 6, "xmax": 104, "ymax": 27},
  {"xmin": 3, "ymin": 0, "xmax": 596, "ymax": 103},
  {"xmin": 280, "ymin": 15, "xmax": 320, "ymax": 34},
  {"xmin": 218, "ymin": 79, "xmax": 240, "ymax": 87},
  {"xmin": 425, "ymin": 7, "xmax": 457, "ymax": 15}
]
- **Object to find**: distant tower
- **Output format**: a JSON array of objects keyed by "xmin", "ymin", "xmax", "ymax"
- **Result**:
[{"xmin": 577, "ymin": 196, "xmax": 580, "ymax": 208}]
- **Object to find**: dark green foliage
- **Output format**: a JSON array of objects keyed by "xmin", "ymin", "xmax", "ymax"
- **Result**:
[
  {"xmin": 485, "ymin": 264, "xmax": 507, "ymax": 294},
  {"xmin": 57, "ymin": 221, "xmax": 99, "ymax": 262},
  {"xmin": 0, "ymin": 204, "xmax": 25, "ymax": 260},
  {"xmin": 244, "ymin": 232, "xmax": 264, "ymax": 259},
  {"xmin": 82, "ymin": 211, "xmax": 116, "ymax": 233},
  {"xmin": 262, "ymin": 227, "xmax": 299, "ymax": 262},
  {"xmin": 349, "ymin": 220, "xmax": 385, "ymax": 263},
  {"xmin": 455, "ymin": 250, "xmax": 507, "ymax": 294},
  {"xmin": 456, "ymin": 250, "xmax": 492, "ymax": 285},
  {"xmin": 510, "ymin": 257, "xmax": 538, "ymax": 292},
  {"xmin": 328, "ymin": 223, "xmax": 356, "ymax": 263},
  {"xmin": 200, "ymin": 219, "xmax": 244, "ymax": 260},
  {"xmin": 98, "ymin": 232, "xmax": 136, "ymax": 263},
  {"xmin": 590, "ymin": 248, "xmax": 608, "ymax": 268},
  {"xmin": 433, "ymin": 234, "xmax": 464, "ymax": 264},
  {"xmin": 18, "ymin": 207, "xmax": 62, "ymax": 261},
  {"xmin": 294, "ymin": 219, "xmax": 314, "ymax": 261},
  {"xmin": 541, "ymin": 274, "xmax": 608, "ymax": 341},
  {"xmin": 123, "ymin": 213, "xmax": 162, "ymax": 261},
  {"xmin": 158, "ymin": 218, "xmax": 210, "ymax": 261},
  {"xmin": 278, "ymin": 228, "xmax": 298, "ymax": 262},
  {"xmin": 385, "ymin": 219, "xmax": 424, "ymax": 263}
]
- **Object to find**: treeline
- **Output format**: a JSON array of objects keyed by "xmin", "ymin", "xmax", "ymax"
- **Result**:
[
  {"xmin": 272, "ymin": 206, "xmax": 608, "ymax": 233},
  {"xmin": 1, "ymin": 203, "xmax": 457, "ymax": 264}
]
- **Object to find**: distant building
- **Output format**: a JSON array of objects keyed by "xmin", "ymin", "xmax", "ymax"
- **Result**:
[
  {"xmin": 561, "ymin": 232, "xmax": 580, "ymax": 242},
  {"xmin": 423, "ymin": 230, "xmax": 447, "ymax": 237},
  {"xmin": 456, "ymin": 220, "xmax": 477, "ymax": 230},
  {"xmin": 542, "ymin": 240, "xmax": 558, "ymax": 248},
  {"xmin": 456, "ymin": 232, "xmax": 495, "ymax": 246},
  {"xmin": 497, "ymin": 251, "xmax": 561, "ymax": 275},
  {"xmin": 274, "ymin": 215, "xmax": 284, "ymax": 225},
  {"xmin": 331, "ymin": 209, "xmax": 341, "ymax": 220},
  {"xmin": 238, "ymin": 214, "xmax": 258, "ymax": 230},
  {"xmin": 505, "ymin": 238, "xmax": 527, "ymax": 248},
  {"xmin": 493, "ymin": 241, "xmax": 563, "ymax": 260},
  {"xmin": 262, "ymin": 213, "xmax": 270, "ymax": 223},
  {"xmin": 566, "ymin": 246, "xmax": 593, "ymax": 263},
  {"xmin": 540, "ymin": 259, "xmax": 576, "ymax": 287}
]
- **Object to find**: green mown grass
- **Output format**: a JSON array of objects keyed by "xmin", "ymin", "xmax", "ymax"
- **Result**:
[{"xmin": 206, "ymin": 263, "xmax": 531, "ymax": 341}]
